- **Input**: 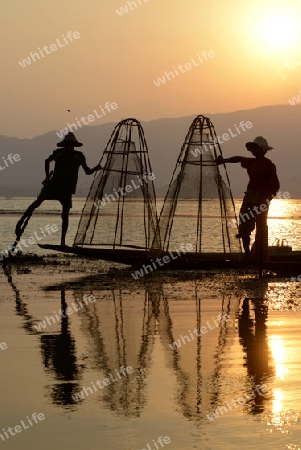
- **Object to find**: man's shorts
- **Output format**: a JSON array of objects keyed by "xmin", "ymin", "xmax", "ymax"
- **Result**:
[
  {"xmin": 238, "ymin": 191, "xmax": 270, "ymax": 237},
  {"xmin": 37, "ymin": 184, "xmax": 72, "ymax": 209}
]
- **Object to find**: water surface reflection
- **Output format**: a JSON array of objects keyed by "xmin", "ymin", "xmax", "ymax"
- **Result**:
[{"xmin": 3, "ymin": 267, "xmax": 301, "ymax": 449}]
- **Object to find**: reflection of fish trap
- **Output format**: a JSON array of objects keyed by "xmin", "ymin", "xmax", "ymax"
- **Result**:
[
  {"xmin": 152, "ymin": 115, "xmax": 241, "ymax": 254},
  {"xmin": 74, "ymin": 118, "xmax": 161, "ymax": 251}
]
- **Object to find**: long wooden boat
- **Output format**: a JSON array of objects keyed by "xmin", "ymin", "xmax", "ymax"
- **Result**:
[{"xmin": 38, "ymin": 244, "xmax": 301, "ymax": 275}]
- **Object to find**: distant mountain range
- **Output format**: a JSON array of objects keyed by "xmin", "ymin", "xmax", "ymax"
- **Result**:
[{"xmin": 0, "ymin": 105, "xmax": 300, "ymax": 198}]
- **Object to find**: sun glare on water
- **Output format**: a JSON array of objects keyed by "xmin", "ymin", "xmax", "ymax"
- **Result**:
[{"xmin": 269, "ymin": 335, "xmax": 288, "ymax": 380}]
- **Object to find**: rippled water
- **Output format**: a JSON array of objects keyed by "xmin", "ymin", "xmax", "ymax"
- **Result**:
[
  {"xmin": 0, "ymin": 198, "xmax": 301, "ymax": 252},
  {"xmin": 0, "ymin": 198, "xmax": 301, "ymax": 449},
  {"xmin": 1, "ymin": 270, "xmax": 301, "ymax": 450}
]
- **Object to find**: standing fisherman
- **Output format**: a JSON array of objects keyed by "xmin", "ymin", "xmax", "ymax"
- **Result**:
[
  {"xmin": 216, "ymin": 136, "xmax": 280, "ymax": 258},
  {"xmin": 15, "ymin": 132, "xmax": 101, "ymax": 246}
]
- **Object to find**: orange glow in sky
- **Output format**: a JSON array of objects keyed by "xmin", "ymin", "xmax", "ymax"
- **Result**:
[{"xmin": 1, "ymin": 0, "xmax": 301, "ymax": 137}]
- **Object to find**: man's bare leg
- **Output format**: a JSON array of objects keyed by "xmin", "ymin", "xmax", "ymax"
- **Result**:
[
  {"xmin": 241, "ymin": 235, "xmax": 251, "ymax": 258},
  {"xmin": 254, "ymin": 207, "xmax": 269, "ymax": 262},
  {"xmin": 61, "ymin": 205, "xmax": 70, "ymax": 246},
  {"xmin": 15, "ymin": 197, "xmax": 44, "ymax": 237}
]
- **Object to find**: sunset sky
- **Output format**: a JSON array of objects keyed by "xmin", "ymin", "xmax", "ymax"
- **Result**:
[{"xmin": 2, "ymin": 0, "xmax": 301, "ymax": 138}]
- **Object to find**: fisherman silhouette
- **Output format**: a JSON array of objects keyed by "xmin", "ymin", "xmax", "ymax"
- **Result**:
[
  {"xmin": 15, "ymin": 132, "xmax": 101, "ymax": 246},
  {"xmin": 216, "ymin": 136, "xmax": 280, "ymax": 258}
]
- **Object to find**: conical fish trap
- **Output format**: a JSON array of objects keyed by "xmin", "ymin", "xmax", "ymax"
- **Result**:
[
  {"xmin": 74, "ymin": 118, "xmax": 160, "ymax": 250},
  {"xmin": 152, "ymin": 115, "xmax": 241, "ymax": 254}
]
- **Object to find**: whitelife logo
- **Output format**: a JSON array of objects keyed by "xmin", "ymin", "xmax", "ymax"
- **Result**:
[
  {"xmin": 0, "ymin": 224, "xmax": 58, "ymax": 262},
  {"xmin": 206, "ymin": 384, "xmax": 268, "ymax": 422},
  {"xmin": 288, "ymin": 89, "xmax": 301, "ymax": 105},
  {"xmin": 131, "ymin": 244, "xmax": 193, "ymax": 279},
  {"xmin": 140, "ymin": 436, "xmax": 171, "ymax": 450},
  {"xmin": 93, "ymin": 173, "xmax": 155, "ymax": 210},
  {"xmin": 227, "ymin": 191, "xmax": 291, "ymax": 230},
  {"xmin": 72, "ymin": 366, "xmax": 134, "ymax": 402},
  {"xmin": 286, "ymin": 274, "xmax": 301, "ymax": 282},
  {"xmin": 0, "ymin": 153, "xmax": 21, "ymax": 171},
  {"xmin": 116, "ymin": 0, "xmax": 150, "ymax": 16},
  {"xmin": 169, "ymin": 314, "xmax": 230, "ymax": 350},
  {"xmin": 153, "ymin": 50, "xmax": 215, "ymax": 87},
  {"xmin": 190, "ymin": 121, "xmax": 253, "ymax": 157},
  {"xmin": 18, "ymin": 31, "xmax": 81, "ymax": 68},
  {"xmin": 0, "ymin": 342, "xmax": 8, "ymax": 351},
  {"xmin": 55, "ymin": 102, "xmax": 118, "ymax": 139},
  {"xmin": 34, "ymin": 295, "xmax": 96, "ymax": 332},
  {"xmin": 0, "ymin": 412, "xmax": 45, "ymax": 442}
]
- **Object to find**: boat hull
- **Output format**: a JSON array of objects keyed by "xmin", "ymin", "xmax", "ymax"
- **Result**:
[{"xmin": 38, "ymin": 244, "xmax": 301, "ymax": 274}]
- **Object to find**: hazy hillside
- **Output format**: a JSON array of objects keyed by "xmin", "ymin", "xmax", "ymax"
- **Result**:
[{"xmin": 0, "ymin": 105, "xmax": 300, "ymax": 198}]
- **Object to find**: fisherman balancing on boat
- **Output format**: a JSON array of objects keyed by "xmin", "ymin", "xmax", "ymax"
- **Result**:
[
  {"xmin": 216, "ymin": 136, "xmax": 280, "ymax": 258},
  {"xmin": 15, "ymin": 132, "xmax": 102, "ymax": 246}
]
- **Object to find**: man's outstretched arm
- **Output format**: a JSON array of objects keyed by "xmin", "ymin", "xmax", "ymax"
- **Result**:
[
  {"xmin": 81, "ymin": 156, "xmax": 102, "ymax": 175},
  {"xmin": 216, "ymin": 155, "xmax": 244, "ymax": 165}
]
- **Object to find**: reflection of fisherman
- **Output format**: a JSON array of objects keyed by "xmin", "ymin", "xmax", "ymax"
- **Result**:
[
  {"xmin": 4, "ymin": 265, "xmax": 82, "ymax": 407},
  {"xmin": 15, "ymin": 132, "xmax": 102, "ymax": 246},
  {"xmin": 238, "ymin": 297, "xmax": 273, "ymax": 414},
  {"xmin": 41, "ymin": 290, "xmax": 81, "ymax": 406},
  {"xmin": 216, "ymin": 136, "xmax": 280, "ymax": 257}
]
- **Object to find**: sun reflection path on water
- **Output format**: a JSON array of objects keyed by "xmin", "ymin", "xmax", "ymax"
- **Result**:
[
  {"xmin": 265, "ymin": 199, "xmax": 301, "ymax": 250},
  {"xmin": 261, "ymin": 313, "xmax": 301, "ymax": 442},
  {"xmin": 269, "ymin": 335, "xmax": 289, "ymax": 381}
]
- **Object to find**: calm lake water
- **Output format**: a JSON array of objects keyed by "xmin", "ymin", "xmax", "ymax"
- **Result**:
[
  {"xmin": 1, "ymin": 198, "xmax": 301, "ymax": 252},
  {"xmin": 0, "ymin": 198, "xmax": 301, "ymax": 450},
  {"xmin": 1, "ymin": 271, "xmax": 301, "ymax": 450}
]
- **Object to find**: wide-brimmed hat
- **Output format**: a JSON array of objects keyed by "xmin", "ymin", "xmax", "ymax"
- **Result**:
[
  {"xmin": 57, "ymin": 132, "xmax": 83, "ymax": 147},
  {"xmin": 246, "ymin": 136, "xmax": 273, "ymax": 152}
]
